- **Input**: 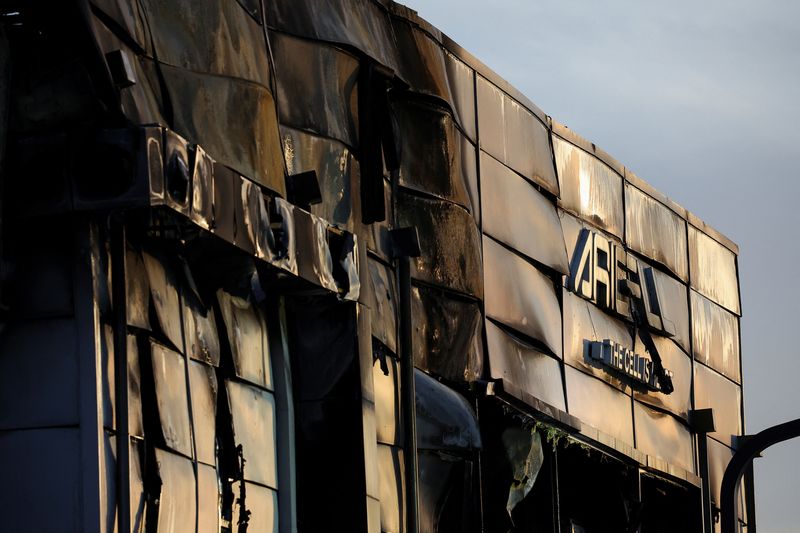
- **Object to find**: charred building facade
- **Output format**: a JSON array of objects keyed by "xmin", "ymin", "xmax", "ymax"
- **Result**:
[{"xmin": 0, "ymin": 1, "xmax": 751, "ymax": 532}]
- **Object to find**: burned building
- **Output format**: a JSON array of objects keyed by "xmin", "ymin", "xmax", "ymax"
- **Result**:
[{"xmin": 0, "ymin": 1, "xmax": 751, "ymax": 532}]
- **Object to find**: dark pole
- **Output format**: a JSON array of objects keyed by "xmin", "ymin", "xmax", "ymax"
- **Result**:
[
  {"xmin": 720, "ymin": 418, "xmax": 800, "ymax": 533},
  {"xmin": 391, "ymin": 227, "xmax": 421, "ymax": 533}
]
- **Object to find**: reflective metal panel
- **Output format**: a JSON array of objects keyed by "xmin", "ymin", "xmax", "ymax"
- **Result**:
[
  {"xmin": 394, "ymin": 98, "xmax": 473, "ymax": 211},
  {"xmin": 553, "ymin": 136, "xmax": 624, "ymax": 238},
  {"xmin": 188, "ymin": 360, "xmax": 217, "ymax": 466},
  {"xmin": 154, "ymin": 448, "xmax": 196, "ymax": 533},
  {"xmin": 707, "ymin": 437, "xmax": 747, "ymax": 520},
  {"xmin": 182, "ymin": 289, "xmax": 220, "ymax": 367},
  {"xmin": 562, "ymin": 291, "xmax": 633, "ymax": 393},
  {"xmin": 485, "ymin": 320, "xmax": 566, "ymax": 411},
  {"xmin": 416, "ymin": 369, "xmax": 481, "ymax": 452},
  {"xmin": 150, "ymin": 341, "xmax": 193, "ymax": 458},
  {"xmin": 694, "ymin": 363, "xmax": 742, "ymax": 444},
  {"xmin": 143, "ymin": 250, "xmax": 184, "ymax": 352},
  {"xmin": 225, "ymin": 379, "xmax": 278, "ymax": 488},
  {"xmin": 625, "ymin": 183, "xmax": 688, "ymax": 281},
  {"xmin": 374, "ymin": 356, "xmax": 402, "ymax": 446},
  {"xmin": 691, "ymin": 290, "xmax": 741, "ymax": 384},
  {"xmin": 218, "ymin": 289, "xmax": 273, "ymax": 391},
  {"xmin": 633, "ymin": 333, "xmax": 692, "ymax": 420},
  {"xmin": 643, "ymin": 260, "xmax": 691, "ymax": 353},
  {"xmin": 271, "ymin": 33, "xmax": 360, "ymax": 146},
  {"xmin": 125, "ymin": 245, "xmax": 150, "ymax": 330},
  {"xmin": 689, "ymin": 226, "xmax": 740, "ymax": 315},
  {"xmin": 391, "ymin": 19, "xmax": 450, "ymax": 108},
  {"xmin": 197, "ymin": 462, "xmax": 220, "ymax": 531},
  {"xmin": 411, "ymin": 284, "xmax": 483, "ymax": 382},
  {"xmin": 480, "ymin": 151, "xmax": 569, "ymax": 274},
  {"xmin": 238, "ymin": 482, "xmax": 279, "ymax": 533},
  {"xmin": 565, "ymin": 366, "xmax": 634, "ymax": 445},
  {"xmin": 445, "ymin": 51, "xmax": 477, "ymax": 141},
  {"xmin": 397, "ymin": 192, "xmax": 482, "ymax": 298},
  {"xmin": 483, "ymin": 236, "xmax": 562, "ymax": 358},
  {"xmin": 476, "ymin": 76, "xmax": 558, "ymax": 195},
  {"xmin": 377, "ymin": 444, "xmax": 405, "ymax": 533},
  {"xmin": 633, "ymin": 401, "xmax": 694, "ymax": 474}
]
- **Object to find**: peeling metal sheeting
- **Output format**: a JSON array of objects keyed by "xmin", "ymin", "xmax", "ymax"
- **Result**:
[
  {"xmin": 281, "ymin": 126, "xmax": 357, "ymax": 231},
  {"xmin": 393, "ymin": 98, "xmax": 475, "ymax": 213},
  {"xmin": 266, "ymin": 0, "xmax": 399, "ymax": 74},
  {"xmin": 625, "ymin": 183, "xmax": 688, "ymax": 281},
  {"xmin": 377, "ymin": 443, "xmax": 405, "ymax": 533},
  {"xmin": 553, "ymin": 135, "xmax": 624, "ymax": 238},
  {"xmin": 633, "ymin": 333, "xmax": 692, "ymax": 420},
  {"xmin": 271, "ymin": 32, "xmax": 360, "ymax": 147},
  {"xmin": 564, "ymin": 365, "xmax": 634, "ymax": 445},
  {"xmin": 637, "ymin": 259, "xmax": 691, "ymax": 353},
  {"xmin": 691, "ymin": 290, "xmax": 741, "ymax": 383},
  {"xmin": 150, "ymin": 341, "xmax": 193, "ymax": 458},
  {"xmin": 225, "ymin": 379, "xmax": 278, "ymax": 488},
  {"xmin": 562, "ymin": 291, "xmax": 633, "ymax": 393},
  {"xmin": 415, "ymin": 369, "xmax": 481, "ymax": 451},
  {"xmin": 689, "ymin": 225, "xmax": 741, "ymax": 315},
  {"xmin": 476, "ymin": 76, "xmax": 558, "ymax": 196},
  {"xmin": 480, "ymin": 151, "xmax": 569, "ymax": 274},
  {"xmin": 182, "ymin": 286, "xmax": 221, "ymax": 367},
  {"xmin": 154, "ymin": 448, "xmax": 196, "ymax": 533},
  {"xmin": 188, "ymin": 360, "xmax": 218, "ymax": 466},
  {"xmin": 486, "ymin": 320, "xmax": 566, "ymax": 412},
  {"xmin": 411, "ymin": 284, "xmax": 484, "ymax": 383},
  {"xmin": 0, "ymin": 319, "xmax": 79, "ymax": 430},
  {"xmin": 397, "ymin": 192, "xmax": 483, "ymax": 298},
  {"xmin": 633, "ymin": 401, "xmax": 694, "ymax": 474},
  {"xmin": 217, "ymin": 289, "xmax": 274, "ymax": 391},
  {"xmin": 483, "ymin": 235, "xmax": 562, "ymax": 358},
  {"xmin": 693, "ymin": 362, "xmax": 742, "ymax": 444},
  {"xmin": 367, "ymin": 258, "xmax": 397, "ymax": 355},
  {"xmin": 374, "ymin": 355, "xmax": 403, "ymax": 446},
  {"xmin": 294, "ymin": 209, "xmax": 339, "ymax": 294},
  {"xmin": 503, "ymin": 428, "xmax": 544, "ymax": 517}
]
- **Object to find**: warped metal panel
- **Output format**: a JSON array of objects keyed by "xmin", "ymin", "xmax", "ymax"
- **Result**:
[
  {"xmin": 218, "ymin": 289, "xmax": 273, "ymax": 391},
  {"xmin": 373, "ymin": 356, "xmax": 402, "ymax": 446},
  {"xmin": 643, "ymin": 259, "xmax": 691, "ymax": 354},
  {"xmin": 553, "ymin": 135, "xmax": 624, "ymax": 238},
  {"xmin": 694, "ymin": 363, "xmax": 742, "ymax": 445},
  {"xmin": 707, "ymin": 437, "xmax": 747, "ymax": 521},
  {"xmin": 237, "ymin": 482, "xmax": 279, "ymax": 533},
  {"xmin": 377, "ymin": 444, "xmax": 405, "ymax": 533},
  {"xmin": 483, "ymin": 235, "xmax": 562, "ymax": 358},
  {"xmin": 480, "ymin": 151, "xmax": 569, "ymax": 274},
  {"xmin": 633, "ymin": 333, "xmax": 692, "ymax": 420},
  {"xmin": 562, "ymin": 291, "xmax": 633, "ymax": 393},
  {"xmin": 411, "ymin": 284, "xmax": 483, "ymax": 382},
  {"xmin": 633, "ymin": 401, "xmax": 694, "ymax": 474},
  {"xmin": 692, "ymin": 290, "xmax": 741, "ymax": 384},
  {"xmin": 0, "ymin": 428, "xmax": 81, "ymax": 532},
  {"xmin": 394, "ymin": 98, "xmax": 474, "ymax": 212},
  {"xmin": 126, "ymin": 245, "xmax": 150, "ymax": 330},
  {"xmin": 625, "ymin": 183, "xmax": 688, "ymax": 281},
  {"xmin": 226, "ymin": 379, "xmax": 278, "ymax": 488},
  {"xmin": 271, "ymin": 33, "xmax": 360, "ymax": 146},
  {"xmin": 197, "ymin": 462, "xmax": 221, "ymax": 531},
  {"xmin": 476, "ymin": 76, "xmax": 558, "ymax": 195},
  {"xmin": 188, "ymin": 360, "xmax": 218, "ymax": 466},
  {"xmin": 102, "ymin": 332, "xmax": 145, "ymax": 437},
  {"xmin": 266, "ymin": 0, "xmax": 399, "ymax": 72},
  {"xmin": 150, "ymin": 341, "xmax": 193, "ymax": 458},
  {"xmin": 154, "ymin": 448, "xmax": 196, "ymax": 533},
  {"xmin": 90, "ymin": 0, "xmax": 149, "ymax": 51},
  {"xmin": 391, "ymin": 18, "xmax": 450, "ymax": 108},
  {"xmin": 362, "ymin": 399, "xmax": 380, "ymax": 499},
  {"xmin": 281, "ymin": 126, "xmax": 357, "ymax": 231},
  {"xmin": 367, "ymin": 258, "xmax": 397, "ymax": 354},
  {"xmin": 689, "ymin": 225, "xmax": 741, "ymax": 315},
  {"xmin": 142, "ymin": 249, "xmax": 184, "ymax": 352},
  {"xmin": 565, "ymin": 365, "xmax": 634, "ymax": 445},
  {"xmin": 397, "ymin": 192, "xmax": 483, "ymax": 298},
  {"xmin": 485, "ymin": 320, "xmax": 566, "ymax": 411},
  {"xmin": 445, "ymin": 51, "xmax": 477, "ymax": 141},
  {"xmin": 182, "ymin": 288, "xmax": 221, "ymax": 367},
  {"xmin": 416, "ymin": 369, "xmax": 481, "ymax": 452}
]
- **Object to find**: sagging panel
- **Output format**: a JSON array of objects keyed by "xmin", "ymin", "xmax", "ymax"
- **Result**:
[
  {"xmin": 694, "ymin": 363, "xmax": 742, "ymax": 445},
  {"xmin": 691, "ymin": 290, "xmax": 741, "ymax": 384},
  {"xmin": 476, "ymin": 76, "xmax": 558, "ymax": 195},
  {"xmin": 149, "ymin": 341, "xmax": 193, "ymax": 458},
  {"xmin": 485, "ymin": 320, "xmax": 566, "ymax": 412},
  {"xmin": 633, "ymin": 401, "xmax": 694, "ymax": 474},
  {"xmin": 415, "ymin": 369, "xmax": 481, "ymax": 452},
  {"xmin": 562, "ymin": 290, "xmax": 633, "ymax": 393},
  {"xmin": 225, "ymin": 379, "xmax": 278, "ymax": 488},
  {"xmin": 633, "ymin": 333, "xmax": 692, "ymax": 420},
  {"xmin": 689, "ymin": 225, "xmax": 740, "ymax": 315},
  {"xmin": 153, "ymin": 448, "xmax": 196, "ymax": 533},
  {"xmin": 444, "ymin": 51, "xmax": 477, "ymax": 142},
  {"xmin": 188, "ymin": 360, "xmax": 218, "ymax": 466},
  {"xmin": 393, "ymin": 98, "xmax": 475, "ymax": 213},
  {"xmin": 271, "ymin": 33, "xmax": 360, "ymax": 147},
  {"xmin": 217, "ymin": 289, "xmax": 273, "ymax": 391},
  {"xmin": 483, "ymin": 235, "xmax": 562, "ymax": 358},
  {"xmin": 641, "ymin": 258, "xmax": 691, "ymax": 354},
  {"xmin": 480, "ymin": 151, "xmax": 569, "ymax": 274},
  {"xmin": 391, "ymin": 19, "xmax": 451, "ymax": 111},
  {"xmin": 397, "ymin": 192, "xmax": 483, "ymax": 298},
  {"xmin": 142, "ymin": 249, "xmax": 184, "ymax": 352},
  {"xmin": 411, "ymin": 284, "xmax": 483, "ymax": 382},
  {"xmin": 554, "ymin": 135, "xmax": 624, "ymax": 238},
  {"xmin": 564, "ymin": 365, "xmax": 634, "ymax": 445},
  {"xmin": 625, "ymin": 183, "xmax": 689, "ymax": 281},
  {"xmin": 182, "ymin": 286, "xmax": 221, "ymax": 367}
]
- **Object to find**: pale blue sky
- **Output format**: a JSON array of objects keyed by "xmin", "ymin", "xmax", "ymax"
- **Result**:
[{"xmin": 400, "ymin": 1, "xmax": 800, "ymax": 530}]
